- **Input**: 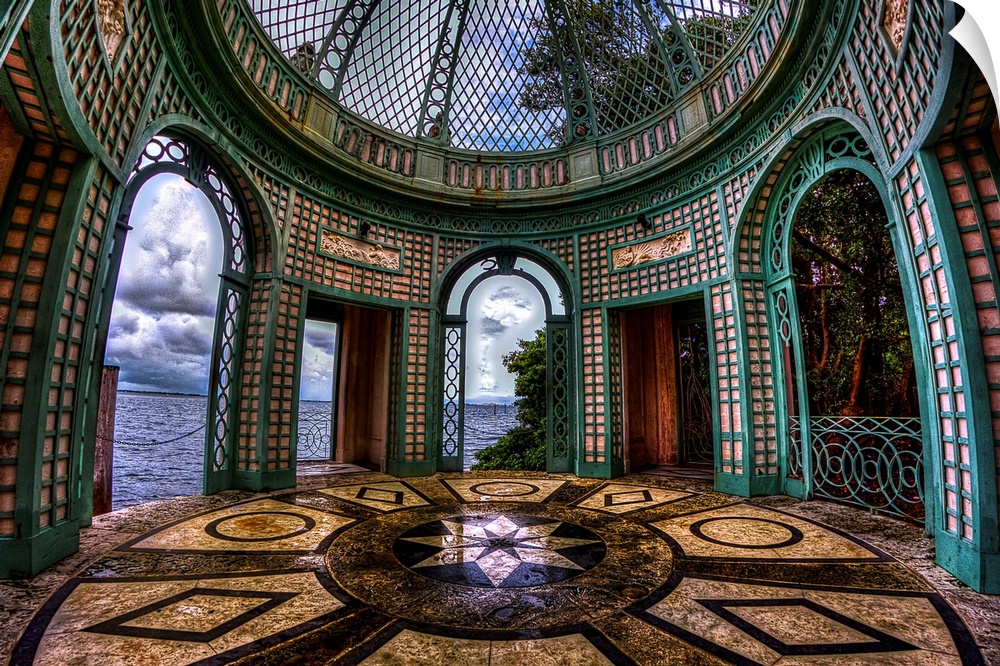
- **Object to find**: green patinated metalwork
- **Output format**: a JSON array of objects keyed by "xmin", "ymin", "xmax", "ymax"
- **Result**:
[
  {"xmin": 756, "ymin": 126, "xmax": 929, "ymax": 523},
  {"xmin": 438, "ymin": 249, "xmax": 575, "ymax": 473},
  {"xmin": 792, "ymin": 415, "xmax": 924, "ymax": 520}
]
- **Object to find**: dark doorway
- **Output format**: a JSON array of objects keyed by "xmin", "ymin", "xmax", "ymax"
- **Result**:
[
  {"xmin": 622, "ymin": 301, "xmax": 712, "ymax": 473},
  {"xmin": 675, "ymin": 303, "xmax": 713, "ymax": 466}
]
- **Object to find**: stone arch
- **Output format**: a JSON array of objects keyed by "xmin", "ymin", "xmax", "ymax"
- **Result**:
[
  {"xmin": 89, "ymin": 123, "xmax": 282, "ymax": 497},
  {"xmin": 435, "ymin": 242, "xmax": 577, "ymax": 474},
  {"xmin": 726, "ymin": 119, "xmax": 936, "ymax": 527}
]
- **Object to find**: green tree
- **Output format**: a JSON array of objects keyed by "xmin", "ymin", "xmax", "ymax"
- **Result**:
[
  {"xmin": 472, "ymin": 329, "xmax": 548, "ymax": 471},
  {"xmin": 518, "ymin": 1, "xmax": 754, "ymax": 142},
  {"xmin": 792, "ymin": 169, "xmax": 915, "ymax": 417}
]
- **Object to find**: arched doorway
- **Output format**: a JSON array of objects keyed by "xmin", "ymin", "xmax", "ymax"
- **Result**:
[
  {"xmin": 439, "ymin": 250, "xmax": 574, "ymax": 473},
  {"xmin": 96, "ymin": 135, "xmax": 253, "ymax": 496},
  {"xmin": 762, "ymin": 132, "xmax": 927, "ymax": 522}
]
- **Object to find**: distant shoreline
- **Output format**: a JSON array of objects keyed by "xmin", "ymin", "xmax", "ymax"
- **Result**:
[
  {"xmin": 119, "ymin": 389, "xmax": 207, "ymax": 398},
  {"xmin": 119, "ymin": 390, "xmax": 516, "ymax": 405}
]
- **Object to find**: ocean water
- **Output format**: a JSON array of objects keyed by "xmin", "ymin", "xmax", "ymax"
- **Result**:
[{"xmin": 111, "ymin": 392, "xmax": 520, "ymax": 510}]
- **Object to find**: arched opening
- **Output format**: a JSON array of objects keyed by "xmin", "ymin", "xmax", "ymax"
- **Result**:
[
  {"xmin": 95, "ymin": 135, "xmax": 253, "ymax": 503},
  {"xmin": 772, "ymin": 165, "xmax": 925, "ymax": 521},
  {"xmin": 104, "ymin": 173, "xmax": 223, "ymax": 509},
  {"xmin": 439, "ymin": 251, "xmax": 573, "ymax": 473}
]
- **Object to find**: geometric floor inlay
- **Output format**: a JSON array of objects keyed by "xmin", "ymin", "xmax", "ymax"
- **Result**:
[
  {"xmin": 11, "ymin": 473, "xmax": 986, "ymax": 666},
  {"xmin": 357, "ymin": 629, "xmax": 616, "ymax": 665},
  {"xmin": 572, "ymin": 483, "xmax": 692, "ymax": 515},
  {"xmin": 393, "ymin": 514, "xmax": 607, "ymax": 588},
  {"xmin": 119, "ymin": 498, "xmax": 355, "ymax": 554},
  {"xmin": 650, "ymin": 503, "xmax": 886, "ymax": 561},
  {"xmin": 440, "ymin": 478, "xmax": 569, "ymax": 503},
  {"xmin": 634, "ymin": 575, "xmax": 967, "ymax": 665},
  {"xmin": 28, "ymin": 571, "xmax": 345, "ymax": 666},
  {"xmin": 319, "ymin": 481, "xmax": 433, "ymax": 512}
]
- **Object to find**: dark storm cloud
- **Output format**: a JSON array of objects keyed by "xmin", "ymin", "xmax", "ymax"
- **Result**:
[
  {"xmin": 110, "ymin": 312, "xmax": 141, "ymax": 337},
  {"xmin": 104, "ymin": 311, "xmax": 215, "ymax": 395},
  {"xmin": 304, "ymin": 326, "xmax": 338, "ymax": 354}
]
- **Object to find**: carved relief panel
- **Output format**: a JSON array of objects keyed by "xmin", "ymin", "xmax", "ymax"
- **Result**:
[
  {"xmin": 611, "ymin": 228, "xmax": 693, "ymax": 270},
  {"xmin": 97, "ymin": 0, "xmax": 127, "ymax": 60},
  {"xmin": 883, "ymin": 0, "xmax": 910, "ymax": 52},
  {"xmin": 319, "ymin": 229, "xmax": 401, "ymax": 271}
]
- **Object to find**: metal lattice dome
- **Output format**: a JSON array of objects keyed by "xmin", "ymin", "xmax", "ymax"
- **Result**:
[{"xmin": 247, "ymin": 0, "xmax": 763, "ymax": 152}]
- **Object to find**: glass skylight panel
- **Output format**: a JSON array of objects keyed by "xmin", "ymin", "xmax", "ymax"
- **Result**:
[
  {"xmin": 338, "ymin": 0, "xmax": 450, "ymax": 136},
  {"xmin": 248, "ymin": 0, "xmax": 350, "ymax": 66},
  {"xmin": 244, "ymin": 0, "xmax": 766, "ymax": 151},
  {"xmin": 448, "ymin": 0, "xmax": 562, "ymax": 152}
]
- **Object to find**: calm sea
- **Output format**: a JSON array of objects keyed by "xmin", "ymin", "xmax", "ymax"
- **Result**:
[{"xmin": 112, "ymin": 392, "xmax": 519, "ymax": 510}]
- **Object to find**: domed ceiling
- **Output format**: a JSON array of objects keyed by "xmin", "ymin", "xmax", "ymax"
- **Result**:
[{"xmin": 247, "ymin": 0, "xmax": 762, "ymax": 152}]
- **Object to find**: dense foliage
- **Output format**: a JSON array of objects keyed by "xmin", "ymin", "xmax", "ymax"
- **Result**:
[
  {"xmin": 518, "ymin": 1, "xmax": 753, "ymax": 142},
  {"xmin": 792, "ymin": 170, "xmax": 916, "ymax": 416},
  {"xmin": 472, "ymin": 329, "xmax": 548, "ymax": 471}
]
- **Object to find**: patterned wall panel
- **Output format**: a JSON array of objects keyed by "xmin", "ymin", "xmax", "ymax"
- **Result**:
[
  {"xmin": 848, "ymin": 0, "xmax": 943, "ymax": 165},
  {"xmin": 0, "ymin": 141, "xmax": 81, "ymax": 537},
  {"xmin": 932, "ymin": 119, "xmax": 1000, "ymax": 535},
  {"xmin": 61, "ymin": 0, "xmax": 161, "ymax": 171},
  {"xmin": 579, "ymin": 191, "xmax": 723, "ymax": 305},
  {"xmin": 2, "ymin": 37, "xmax": 71, "ymax": 143},
  {"xmin": 896, "ymin": 158, "xmax": 973, "ymax": 540},
  {"xmin": 288, "ymin": 189, "xmax": 435, "ymax": 305},
  {"xmin": 740, "ymin": 279, "xmax": 777, "ymax": 476},
  {"xmin": 711, "ymin": 282, "xmax": 742, "ymax": 476},
  {"xmin": 269, "ymin": 281, "xmax": 301, "ymax": 471},
  {"xmin": 236, "ymin": 278, "xmax": 271, "ymax": 472},
  {"xmin": 404, "ymin": 308, "xmax": 432, "ymax": 462},
  {"xmin": 580, "ymin": 307, "xmax": 606, "ymax": 465},
  {"xmin": 812, "ymin": 54, "xmax": 867, "ymax": 122}
]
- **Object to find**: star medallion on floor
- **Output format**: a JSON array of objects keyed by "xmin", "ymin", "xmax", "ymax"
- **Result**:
[
  {"xmin": 393, "ymin": 514, "xmax": 606, "ymax": 587},
  {"xmin": 8, "ymin": 473, "xmax": 988, "ymax": 665}
]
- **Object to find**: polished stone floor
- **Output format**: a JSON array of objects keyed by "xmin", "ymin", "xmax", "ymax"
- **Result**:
[{"xmin": 2, "ymin": 470, "xmax": 998, "ymax": 665}]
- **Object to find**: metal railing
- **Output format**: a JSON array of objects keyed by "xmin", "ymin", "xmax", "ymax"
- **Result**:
[
  {"xmin": 792, "ymin": 415, "xmax": 924, "ymax": 522},
  {"xmin": 297, "ymin": 411, "xmax": 332, "ymax": 460}
]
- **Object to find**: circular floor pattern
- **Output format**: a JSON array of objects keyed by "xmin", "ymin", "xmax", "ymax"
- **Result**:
[
  {"xmin": 467, "ymin": 481, "xmax": 540, "ymax": 497},
  {"xmin": 9, "ymin": 474, "xmax": 988, "ymax": 666},
  {"xmin": 326, "ymin": 502, "xmax": 674, "ymax": 631},
  {"xmin": 688, "ymin": 515, "xmax": 804, "ymax": 549},
  {"xmin": 203, "ymin": 511, "xmax": 317, "ymax": 542},
  {"xmin": 392, "ymin": 514, "xmax": 607, "ymax": 588}
]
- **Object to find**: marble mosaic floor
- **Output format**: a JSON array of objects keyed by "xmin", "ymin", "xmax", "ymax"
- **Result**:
[{"xmin": 5, "ymin": 472, "xmax": 993, "ymax": 665}]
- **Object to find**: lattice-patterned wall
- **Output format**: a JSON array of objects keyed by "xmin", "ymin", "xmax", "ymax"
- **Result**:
[
  {"xmin": 578, "ymin": 192, "xmax": 725, "ymax": 304},
  {"xmin": 711, "ymin": 282, "xmax": 743, "ymax": 477},
  {"xmin": 0, "ymin": 139, "xmax": 81, "ymax": 539},
  {"xmin": 848, "ymin": 0, "xmax": 943, "ymax": 165},
  {"xmin": 896, "ymin": 157, "xmax": 974, "ymax": 539},
  {"xmin": 61, "ymin": 0, "xmax": 161, "ymax": 172},
  {"xmin": 579, "ymin": 308, "xmax": 607, "ymax": 466},
  {"xmin": 267, "ymin": 280, "xmax": 302, "ymax": 472},
  {"xmin": 403, "ymin": 308, "xmax": 432, "ymax": 463},
  {"xmin": 923, "ymin": 76, "xmax": 1000, "ymax": 552}
]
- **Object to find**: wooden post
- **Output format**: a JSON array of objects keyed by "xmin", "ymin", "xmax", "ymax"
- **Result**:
[{"xmin": 93, "ymin": 366, "xmax": 119, "ymax": 515}]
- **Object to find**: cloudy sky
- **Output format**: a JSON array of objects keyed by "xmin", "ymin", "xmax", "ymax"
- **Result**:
[
  {"xmin": 107, "ymin": 174, "xmax": 338, "ymax": 400},
  {"xmin": 465, "ymin": 277, "xmax": 546, "ymax": 401},
  {"xmin": 105, "ymin": 175, "xmax": 221, "ymax": 395},
  {"xmin": 108, "ymin": 174, "xmax": 546, "ymax": 402}
]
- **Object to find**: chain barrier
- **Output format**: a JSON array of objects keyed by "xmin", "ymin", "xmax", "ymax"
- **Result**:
[{"xmin": 98, "ymin": 424, "xmax": 206, "ymax": 448}]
